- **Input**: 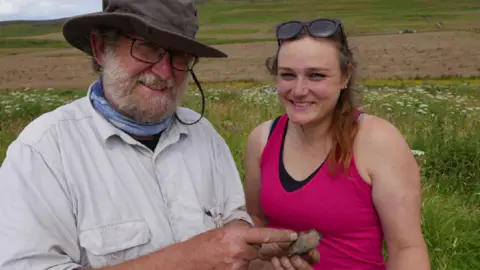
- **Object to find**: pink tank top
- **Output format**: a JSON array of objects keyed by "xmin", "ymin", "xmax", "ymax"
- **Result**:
[{"xmin": 260, "ymin": 113, "xmax": 386, "ymax": 269}]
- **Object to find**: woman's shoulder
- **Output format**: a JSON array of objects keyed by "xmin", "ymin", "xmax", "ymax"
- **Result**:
[
  {"xmin": 245, "ymin": 117, "xmax": 278, "ymax": 158},
  {"xmin": 355, "ymin": 113, "xmax": 409, "ymax": 150},
  {"xmin": 247, "ymin": 115, "xmax": 286, "ymax": 146},
  {"xmin": 354, "ymin": 113, "xmax": 417, "ymax": 183}
]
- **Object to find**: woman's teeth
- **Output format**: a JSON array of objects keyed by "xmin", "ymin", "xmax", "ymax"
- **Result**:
[{"xmin": 292, "ymin": 101, "xmax": 312, "ymax": 107}]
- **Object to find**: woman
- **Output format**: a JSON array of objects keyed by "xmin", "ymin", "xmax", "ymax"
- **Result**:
[{"xmin": 244, "ymin": 18, "xmax": 430, "ymax": 269}]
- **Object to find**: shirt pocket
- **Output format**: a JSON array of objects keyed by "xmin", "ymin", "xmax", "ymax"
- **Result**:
[{"xmin": 78, "ymin": 219, "xmax": 152, "ymax": 268}]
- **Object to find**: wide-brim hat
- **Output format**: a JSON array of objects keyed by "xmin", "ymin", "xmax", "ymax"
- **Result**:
[{"xmin": 62, "ymin": 0, "xmax": 227, "ymax": 58}]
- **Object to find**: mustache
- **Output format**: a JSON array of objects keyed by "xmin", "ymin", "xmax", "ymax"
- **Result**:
[{"xmin": 136, "ymin": 72, "xmax": 175, "ymax": 89}]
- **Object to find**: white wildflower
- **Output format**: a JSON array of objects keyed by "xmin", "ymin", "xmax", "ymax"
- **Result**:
[{"xmin": 412, "ymin": 150, "xmax": 425, "ymax": 156}]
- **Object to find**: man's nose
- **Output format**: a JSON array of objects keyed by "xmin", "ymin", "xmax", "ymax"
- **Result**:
[{"xmin": 150, "ymin": 53, "xmax": 173, "ymax": 80}]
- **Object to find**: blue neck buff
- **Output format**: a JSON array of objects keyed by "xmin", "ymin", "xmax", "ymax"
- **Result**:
[{"xmin": 89, "ymin": 77, "xmax": 173, "ymax": 137}]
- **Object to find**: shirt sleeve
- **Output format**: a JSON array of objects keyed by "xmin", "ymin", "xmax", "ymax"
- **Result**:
[
  {"xmin": 213, "ymin": 135, "xmax": 254, "ymax": 227},
  {"xmin": 0, "ymin": 141, "xmax": 83, "ymax": 270}
]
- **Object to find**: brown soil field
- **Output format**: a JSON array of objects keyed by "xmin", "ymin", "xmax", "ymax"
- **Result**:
[{"xmin": 0, "ymin": 31, "xmax": 479, "ymax": 90}]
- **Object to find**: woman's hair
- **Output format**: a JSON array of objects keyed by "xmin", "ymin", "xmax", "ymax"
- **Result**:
[{"xmin": 265, "ymin": 25, "xmax": 363, "ymax": 177}]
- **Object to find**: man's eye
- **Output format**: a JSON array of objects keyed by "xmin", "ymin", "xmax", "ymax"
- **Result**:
[{"xmin": 139, "ymin": 42, "xmax": 158, "ymax": 49}]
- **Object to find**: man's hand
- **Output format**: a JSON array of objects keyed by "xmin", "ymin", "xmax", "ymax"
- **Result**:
[
  {"xmin": 257, "ymin": 229, "xmax": 321, "ymax": 270},
  {"xmin": 185, "ymin": 225, "xmax": 298, "ymax": 270}
]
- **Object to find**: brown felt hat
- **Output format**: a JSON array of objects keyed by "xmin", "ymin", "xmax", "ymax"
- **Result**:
[{"xmin": 62, "ymin": 0, "xmax": 227, "ymax": 58}]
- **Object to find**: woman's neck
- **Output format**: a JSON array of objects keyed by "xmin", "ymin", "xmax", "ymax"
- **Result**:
[{"xmin": 289, "ymin": 114, "xmax": 333, "ymax": 148}]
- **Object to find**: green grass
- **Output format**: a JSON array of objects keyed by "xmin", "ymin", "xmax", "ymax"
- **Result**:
[
  {"xmin": 196, "ymin": 0, "xmax": 479, "ymax": 27},
  {"xmin": 0, "ymin": 81, "xmax": 479, "ymax": 269},
  {"xmin": 199, "ymin": 27, "xmax": 266, "ymax": 35},
  {"xmin": 0, "ymin": 19, "xmax": 65, "ymax": 38},
  {"xmin": 0, "ymin": 38, "xmax": 71, "ymax": 49},
  {"xmin": 199, "ymin": 37, "xmax": 275, "ymax": 44},
  {"xmin": 0, "ymin": 0, "xmax": 478, "ymax": 46}
]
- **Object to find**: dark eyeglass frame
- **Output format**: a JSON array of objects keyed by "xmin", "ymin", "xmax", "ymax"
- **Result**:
[
  {"xmin": 121, "ymin": 34, "xmax": 199, "ymax": 72},
  {"xmin": 275, "ymin": 18, "xmax": 346, "ymax": 46}
]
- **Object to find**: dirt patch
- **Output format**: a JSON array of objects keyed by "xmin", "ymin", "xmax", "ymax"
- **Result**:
[{"xmin": 0, "ymin": 31, "xmax": 479, "ymax": 90}]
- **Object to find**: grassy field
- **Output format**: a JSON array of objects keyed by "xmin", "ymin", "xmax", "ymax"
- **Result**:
[
  {"xmin": 0, "ymin": 38, "xmax": 71, "ymax": 49},
  {"xmin": 0, "ymin": 80, "xmax": 479, "ymax": 269},
  {"xmin": 1, "ymin": 0, "xmax": 479, "ymax": 268},
  {"xmin": 196, "ymin": 0, "xmax": 479, "ymax": 28},
  {"xmin": 0, "ymin": 18, "xmax": 65, "ymax": 38},
  {"xmin": 0, "ymin": 0, "xmax": 479, "ymax": 46}
]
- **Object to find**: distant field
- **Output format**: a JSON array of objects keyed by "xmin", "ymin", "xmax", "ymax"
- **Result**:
[
  {"xmin": 0, "ymin": 0, "xmax": 479, "ymax": 89},
  {"xmin": 0, "ymin": 18, "xmax": 65, "ymax": 38},
  {"xmin": 0, "ymin": 38, "xmax": 70, "ymax": 49},
  {"xmin": 196, "ymin": 0, "xmax": 480, "ymax": 32},
  {"xmin": 1, "ymin": 1, "xmax": 479, "ymax": 268},
  {"xmin": 0, "ymin": 0, "xmax": 479, "ymax": 44}
]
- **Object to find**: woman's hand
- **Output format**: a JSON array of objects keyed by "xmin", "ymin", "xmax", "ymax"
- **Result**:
[
  {"xmin": 271, "ymin": 254, "xmax": 316, "ymax": 270},
  {"xmin": 258, "ymin": 241, "xmax": 320, "ymax": 270}
]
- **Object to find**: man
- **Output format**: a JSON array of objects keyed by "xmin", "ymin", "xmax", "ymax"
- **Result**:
[{"xmin": 0, "ymin": 0, "xmax": 319, "ymax": 269}]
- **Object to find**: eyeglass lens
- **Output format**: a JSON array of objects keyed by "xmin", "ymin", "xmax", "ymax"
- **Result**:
[
  {"xmin": 132, "ymin": 39, "xmax": 195, "ymax": 71},
  {"xmin": 277, "ymin": 22, "xmax": 303, "ymax": 39},
  {"xmin": 309, "ymin": 20, "xmax": 338, "ymax": 37},
  {"xmin": 277, "ymin": 19, "xmax": 339, "ymax": 40}
]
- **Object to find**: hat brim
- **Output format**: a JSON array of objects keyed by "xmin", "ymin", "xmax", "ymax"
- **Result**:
[{"xmin": 62, "ymin": 12, "xmax": 227, "ymax": 58}]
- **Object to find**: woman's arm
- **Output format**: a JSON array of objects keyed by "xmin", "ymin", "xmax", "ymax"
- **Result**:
[
  {"xmin": 244, "ymin": 121, "xmax": 272, "ymax": 228},
  {"xmin": 243, "ymin": 120, "xmax": 322, "ymax": 270},
  {"xmin": 357, "ymin": 116, "xmax": 430, "ymax": 270}
]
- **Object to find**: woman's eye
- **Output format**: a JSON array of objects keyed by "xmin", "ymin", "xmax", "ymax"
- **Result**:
[
  {"xmin": 279, "ymin": 73, "xmax": 295, "ymax": 79},
  {"xmin": 310, "ymin": 73, "xmax": 325, "ymax": 79}
]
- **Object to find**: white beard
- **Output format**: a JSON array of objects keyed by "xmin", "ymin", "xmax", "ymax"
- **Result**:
[{"xmin": 101, "ymin": 47, "xmax": 189, "ymax": 124}]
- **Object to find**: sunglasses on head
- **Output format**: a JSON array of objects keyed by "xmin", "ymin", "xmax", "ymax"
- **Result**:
[{"xmin": 275, "ymin": 18, "xmax": 345, "ymax": 45}]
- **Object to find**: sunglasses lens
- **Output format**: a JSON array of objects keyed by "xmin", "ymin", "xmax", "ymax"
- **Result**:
[
  {"xmin": 309, "ymin": 20, "xmax": 337, "ymax": 37},
  {"xmin": 277, "ymin": 22, "xmax": 303, "ymax": 40}
]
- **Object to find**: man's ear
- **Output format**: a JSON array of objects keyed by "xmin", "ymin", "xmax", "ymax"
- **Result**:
[{"xmin": 90, "ymin": 32, "xmax": 106, "ymax": 66}]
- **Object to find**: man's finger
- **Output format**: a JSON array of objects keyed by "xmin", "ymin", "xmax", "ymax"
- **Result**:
[
  {"xmin": 276, "ymin": 242, "xmax": 292, "ymax": 250},
  {"xmin": 243, "ymin": 244, "xmax": 261, "ymax": 261},
  {"xmin": 244, "ymin": 228, "xmax": 298, "ymax": 244},
  {"xmin": 258, "ymin": 243, "xmax": 290, "ymax": 260}
]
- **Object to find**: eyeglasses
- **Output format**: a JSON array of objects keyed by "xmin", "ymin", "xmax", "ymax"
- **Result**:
[
  {"xmin": 122, "ymin": 34, "xmax": 198, "ymax": 71},
  {"xmin": 109, "ymin": 34, "xmax": 206, "ymax": 125},
  {"xmin": 275, "ymin": 18, "xmax": 345, "ymax": 45}
]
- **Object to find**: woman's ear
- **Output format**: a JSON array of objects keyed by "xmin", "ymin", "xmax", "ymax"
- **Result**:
[{"xmin": 341, "ymin": 63, "xmax": 353, "ymax": 89}]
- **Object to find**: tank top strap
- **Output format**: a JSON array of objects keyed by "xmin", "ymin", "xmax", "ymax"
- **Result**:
[
  {"xmin": 268, "ymin": 115, "xmax": 281, "ymax": 139},
  {"xmin": 267, "ymin": 114, "xmax": 288, "ymax": 141},
  {"xmin": 261, "ymin": 114, "xmax": 288, "ymax": 168},
  {"xmin": 354, "ymin": 109, "xmax": 367, "ymax": 121}
]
